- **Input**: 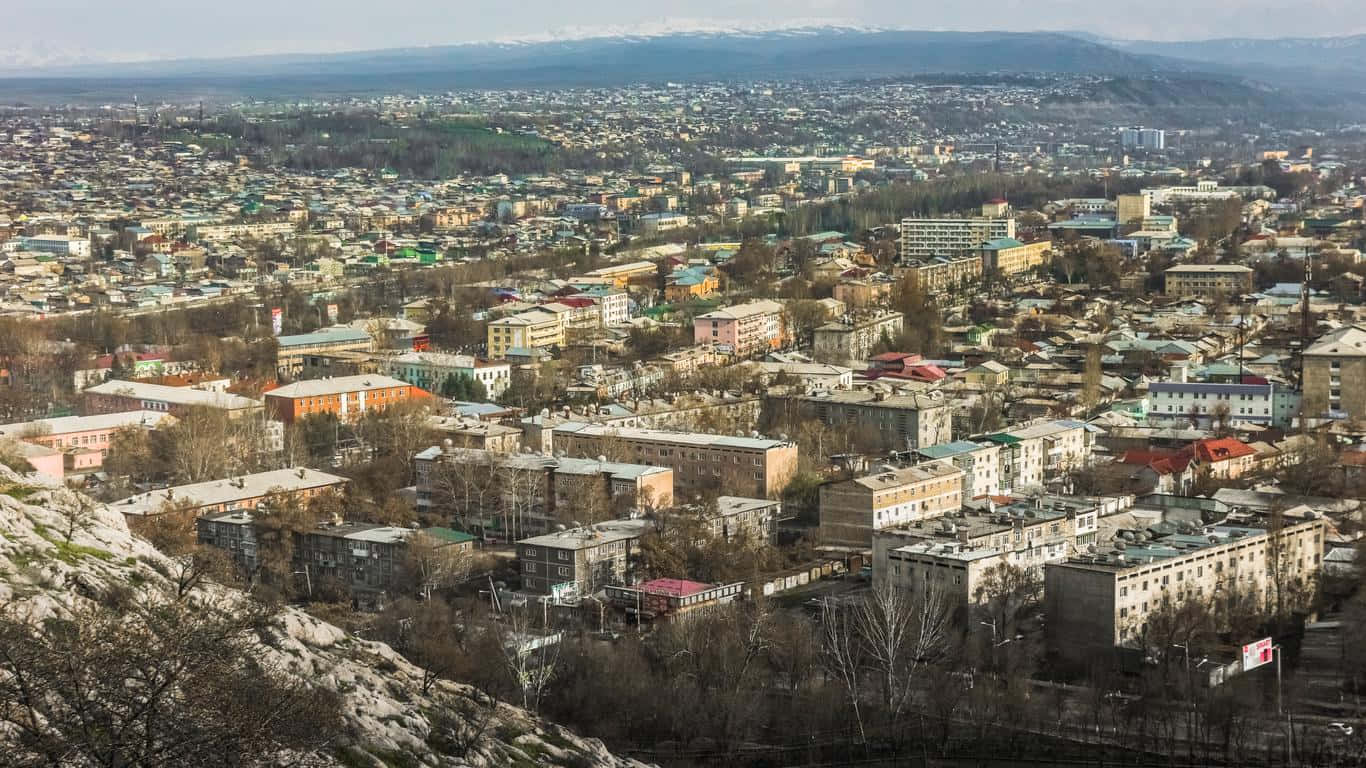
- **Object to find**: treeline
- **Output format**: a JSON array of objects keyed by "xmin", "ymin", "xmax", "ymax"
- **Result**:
[{"xmin": 192, "ymin": 111, "xmax": 609, "ymax": 177}]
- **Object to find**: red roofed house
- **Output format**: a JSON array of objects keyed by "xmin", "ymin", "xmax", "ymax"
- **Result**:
[
  {"xmin": 1118, "ymin": 450, "xmax": 1194, "ymax": 495},
  {"xmin": 1184, "ymin": 437, "xmax": 1258, "ymax": 480}
]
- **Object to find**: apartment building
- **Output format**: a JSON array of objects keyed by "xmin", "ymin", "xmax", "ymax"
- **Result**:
[
  {"xmin": 487, "ymin": 311, "xmax": 564, "ymax": 359},
  {"xmin": 265, "ymin": 375, "xmax": 428, "ymax": 424},
  {"xmin": 874, "ymin": 494, "xmax": 1111, "ymax": 610},
  {"xmin": 197, "ymin": 515, "xmax": 472, "ymax": 596},
  {"xmin": 413, "ymin": 445, "xmax": 673, "ymax": 538},
  {"xmin": 0, "ymin": 410, "xmax": 173, "ymax": 474},
  {"xmin": 901, "ymin": 255, "xmax": 983, "ymax": 293},
  {"xmin": 275, "ymin": 328, "xmax": 373, "ymax": 378},
  {"xmin": 428, "ymin": 416, "xmax": 523, "ymax": 453},
  {"xmin": 1302, "ymin": 324, "xmax": 1366, "ymax": 420},
  {"xmin": 1148, "ymin": 378, "xmax": 1280, "ymax": 428},
  {"xmin": 976, "ymin": 237, "xmax": 1051, "ymax": 277},
  {"xmin": 786, "ymin": 390, "xmax": 953, "ymax": 451},
  {"xmin": 386, "ymin": 351, "xmax": 510, "ymax": 398},
  {"xmin": 915, "ymin": 440, "xmax": 1002, "ymax": 499},
  {"xmin": 691, "ymin": 496, "xmax": 783, "ymax": 545},
  {"xmin": 84, "ymin": 380, "xmax": 262, "ymax": 418},
  {"xmin": 550, "ymin": 422, "xmax": 798, "ymax": 498},
  {"xmin": 693, "ymin": 300, "xmax": 788, "ymax": 358},
  {"xmin": 1045, "ymin": 514, "xmax": 1327, "ymax": 663},
  {"xmin": 819, "ymin": 462, "xmax": 964, "ymax": 548},
  {"xmin": 517, "ymin": 518, "xmax": 653, "ymax": 595},
  {"xmin": 195, "ymin": 221, "xmax": 296, "ymax": 241},
  {"xmin": 111, "ymin": 467, "xmax": 347, "ymax": 519},
  {"xmin": 899, "ymin": 216, "xmax": 1015, "ymax": 261},
  {"xmin": 812, "ymin": 311, "xmax": 905, "ymax": 365},
  {"xmin": 984, "ymin": 419, "xmax": 1094, "ymax": 491},
  {"xmin": 1163, "ymin": 264, "xmax": 1254, "ymax": 298}
]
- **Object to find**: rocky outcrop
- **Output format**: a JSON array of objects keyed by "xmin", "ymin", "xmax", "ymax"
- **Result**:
[{"xmin": 0, "ymin": 468, "xmax": 649, "ymax": 768}]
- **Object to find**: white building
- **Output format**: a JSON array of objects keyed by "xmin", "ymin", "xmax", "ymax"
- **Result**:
[
  {"xmin": 17, "ymin": 234, "xmax": 91, "ymax": 259},
  {"xmin": 385, "ymin": 351, "xmax": 510, "ymax": 398},
  {"xmin": 899, "ymin": 217, "xmax": 1015, "ymax": 261}
]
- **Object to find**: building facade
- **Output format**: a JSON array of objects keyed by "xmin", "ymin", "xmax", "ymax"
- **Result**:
[
  {"xmin": 693, "ymin": 300, "xmax": 788, "ymax": 358},
  {"xmin": 819, "ymin": 462, "xmax": 964, "ymax": 548},
  {"xmin": 264, "ymin": 375, "xmax": 427, "ymax": 424},
  {"xmin": 550, "ymin": 422, "xmax": 798, "ymax": 498},
  {"xmin": 1163, "ymin": 264, "xmax": 1255, "ymax": 298},
  {"xmin": 899, "ymin": 217, "xmax": 1016, "ymax": 261}
]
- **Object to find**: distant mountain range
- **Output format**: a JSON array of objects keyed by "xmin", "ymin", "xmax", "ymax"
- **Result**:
[{"xmin": 1, "ymin": 27, "xmax": 1364, "ymax": 101}]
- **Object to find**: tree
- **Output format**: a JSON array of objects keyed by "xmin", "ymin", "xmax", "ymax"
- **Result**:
[
  {"xmin": 0, "ymin": 598, "xmax": 343, "ymax": 767},
  {"xmin": 494, "ymin": 603, "xmax": 561, "ymax": 714},
  {"xmin": 1081, "ymin": 342, "xmax": 1103, "ymax": 413},
  {"xmin": 441, "ymin": 372, "xmax": 488, "ymax": 402},
  {"xmin": 376, "ymin": 597, "xmax": 468, "ymax": 695},
  {"xmin": 397, "ymin": 532, "xmax": 474, "ymax": 600}
]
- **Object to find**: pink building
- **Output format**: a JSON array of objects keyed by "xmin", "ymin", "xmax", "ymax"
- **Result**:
[
  {"xmin": 0, "ymin": 411, "xmax": 174, "ymax": 476},
  {"xmin": 693, "ymin": 300, "xmax": 788, "ymax": 358}
]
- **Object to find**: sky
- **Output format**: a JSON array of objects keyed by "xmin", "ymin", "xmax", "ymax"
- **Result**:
[{"xmin": 7, "ymin": 0, "xmax": 1366, "ymax": 65}]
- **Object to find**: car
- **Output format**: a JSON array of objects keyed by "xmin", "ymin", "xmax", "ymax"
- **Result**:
[{"xmin": 1328, "ymin": 723, "xmax": 1354, "ymax": 737}]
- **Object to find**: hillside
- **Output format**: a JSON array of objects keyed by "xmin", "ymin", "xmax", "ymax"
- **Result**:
[
  {"xmin": 0, "ymin": 467, "xmax": 649, "ymax": 768},
  {"xmin": 0, "ymin": 28, "xmax": 1191, "ymax": 102}
]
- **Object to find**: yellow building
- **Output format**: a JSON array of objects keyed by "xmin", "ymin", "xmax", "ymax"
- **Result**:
[
  {"xmin": 977, "ymin": 238, "xmax": 1051, "ymax": 277},
  {"xmin": 577, "ymin": 260, "xmax": 658, "ymax": 289},
  {"xmin": 487, "ymin": 312, "xmax": 564, "ymax": 359},
  {"xmin": 1163, "ymin": 264, "xmax": 1254, "ymax": 298},
  {"xmin": 1116, "ymin": 193, "xmax": 1151, "ymax": 225}
]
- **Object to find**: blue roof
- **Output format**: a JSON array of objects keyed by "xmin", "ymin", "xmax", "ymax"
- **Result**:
[
  {"xmin": 276, "ymin": 328, "xmax": 370, "ymax": 348},
  {"xmin": 918, "ymin": 440, "xmax": 989, "ymax": 459}
]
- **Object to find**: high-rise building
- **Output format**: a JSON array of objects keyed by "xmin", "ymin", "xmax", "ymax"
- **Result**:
[
  {"xmin": 1120, "ymin": 127, "xmax": 1165, "ymax": 151},
  {"xmin": 899, "ymin": 217, "xmax": 1015, "ymax": 262}
]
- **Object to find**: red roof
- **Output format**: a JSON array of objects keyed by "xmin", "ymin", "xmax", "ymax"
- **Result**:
[
  {"xmin": 1119, "ymin": 450, "xmax": 1191, "ymax": 475},
  {"xmin": 987, "ymin": 198, "xmax": 1008, "ymax": 204},
  {"xmin": 1187, "ymin": 438, "xmax": 1256, "ymax": 464},
  {"xmin": 554, "ymin": 297, "xmax": 595, "ymax": 308},
  {"xmin": 641, "ymin": 578, "xmax": 710, "ymax": 598},
  {"xmin": 871, "ymin": 352, "xmax": 919, "ymax": 362}
]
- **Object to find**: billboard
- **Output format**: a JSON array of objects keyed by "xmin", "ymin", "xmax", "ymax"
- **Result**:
[
  {"xmin": 1242, "ymin": 637, "xmax": 1274, "ymax": 671},
  {"xmin": 270, "ymin": 307, "xmax": 283, "ymax": 336},
  {"xmin": 326, "ymin": 303, "xmax": 338, "ymax": 322}
]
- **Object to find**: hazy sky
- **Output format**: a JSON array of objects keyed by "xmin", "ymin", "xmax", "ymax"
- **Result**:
[{"xmin": 10, "ymin": 0, "xmax": 1366, "ymax": 62}]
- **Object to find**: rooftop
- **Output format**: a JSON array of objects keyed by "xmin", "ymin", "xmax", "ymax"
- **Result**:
[
  {"xmin": 111, "ymin": 467, "xmax": 348, "ymax": 517},
  {"xmin": 86, "ymin": 380, "xmax": 260, "ymax": 411},
  {"xmin": 267, "ymin": 374, "xmax": 418, "ymax": 398},
  {"xmin": 518, "ymin": 518, "xmax": 653, "ymax": 550}
]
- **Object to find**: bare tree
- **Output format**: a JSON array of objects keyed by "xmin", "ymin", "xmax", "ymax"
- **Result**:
[
  {"xmin": 0, "ymin": 597, "xmax": 343, "ymax": 767},
  {"xmin": 494, "ymin": 603, "xmax": 561, "ymax": 714},
  {"xmin": 398, "ymin": 531, "xmax": 473, "ymax": 600}
]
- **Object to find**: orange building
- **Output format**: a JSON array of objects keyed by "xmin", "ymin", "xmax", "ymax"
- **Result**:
[{"xmin": 264, "ymin": 374, "xmax": 430, "ymax": 423}]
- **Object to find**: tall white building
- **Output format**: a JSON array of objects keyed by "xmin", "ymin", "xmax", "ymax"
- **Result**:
[
  {"xmin": 1121, "ymin": 127, "xmax": 1165, "ymax": 151},
  {"xmin": 898, "ymin": 217, "xmax": 1015, "ymax": 261}
]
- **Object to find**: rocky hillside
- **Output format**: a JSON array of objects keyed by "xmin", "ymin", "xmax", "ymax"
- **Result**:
[{"xmin": 0, "ymin": 467, "xmax": 650, "ymax": 768}]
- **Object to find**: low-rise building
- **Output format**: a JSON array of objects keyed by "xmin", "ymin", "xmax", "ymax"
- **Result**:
[
  {"xmin": 517, "ymin": 519, "xmax": 653, "ymax": 595},
  {"xmin": 1163, "ymin": 264, "xmax": 1254, "ymax": 298},
  {"xmin": 551, "ymin": 422, "xmax": 798, "ymax": 498},
  {"xmin": 784, "ymin": 390, "xmax": 953, "ymax": 452},
  {"xmin": 819, "ymin": 462, "xmax": 964, "ymax": 548},
  {"xmin": 812, "ymin": 311, "xmax": 905, "ymax": 366},
  {"xmin": 914, "ymin": 440, "xmax": 1002, "ymax": 499},
  {"xmin": 1045, "ymin": 513, "xmax": 1327, "ymax": 664},
  {"xmin": 984, "ymin": 419, "xmax": 1094, "ymax": 491},
  {"xmin": 264, "ymin": 375, "xmax": 428, "ymax": 423},
  {"xmin": 0, "ymin": 410, "xmax": 173, "ymax": 474},
  {"xmin": 386, "ymin": 351, "xmax": 510, "ymax": 399},
  {"xmin": 84, "ymin": 380, "xmax": 262, "ymax": 418},
  {"xmin": 275, "ymin": 328, "xmax": 373, "ymax": 378},
  {"xmin": 111, "ymin": 467, "xmax": 348, "ymax": 519},
  {"xmin": 977, "ymin": 237, "xmax": 1050, "ymax": 277},
  {"xmin": 693, "ymin": 300, "xmax": 788, "ymax": 358}
]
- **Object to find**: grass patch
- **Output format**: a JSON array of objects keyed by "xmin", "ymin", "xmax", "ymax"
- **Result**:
[
  {"xmin": 495, "ymin": 724, "xmax": 527, "ymax": 743},
  {"xmin": 0, "ymin": 483, "xmax": 39, "ymax": 501},
  {"xmin": 52, "ymin": 540, "xmax": 114, "ymax": 565}
]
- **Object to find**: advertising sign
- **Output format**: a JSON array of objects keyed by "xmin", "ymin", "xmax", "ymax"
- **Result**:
[
  {"xmin": 270, "ymin": 307, "xmax": 283, "ymax": 336},
  {"xmin": 1242, "ymin": 637, "xmax": 1274, "ymax": 672}
]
